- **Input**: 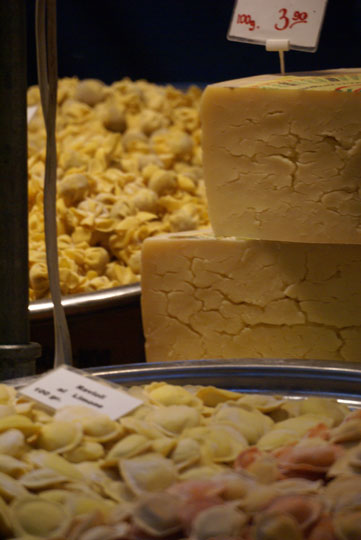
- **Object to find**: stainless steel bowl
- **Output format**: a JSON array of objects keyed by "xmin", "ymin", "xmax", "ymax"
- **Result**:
[
  {"xmin": 89, "ymin": 358, "xmax": 361, "ymax": 403},
  {"xmin": 9, "ymin": 359, "xmax": 361, "ymax": 406}
]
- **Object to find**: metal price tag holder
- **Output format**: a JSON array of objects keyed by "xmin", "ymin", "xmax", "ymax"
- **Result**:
[
  {"xmin": 35, "ymin": 0, "xmax": 72, "ymax": 368},
  {"xmin": 227, "ymin": 0, "xmax": 329, "ymax": 73}
]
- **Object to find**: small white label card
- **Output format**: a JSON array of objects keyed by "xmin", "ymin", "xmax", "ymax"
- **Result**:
[
  {"xmin": 20, "ymin": 367, "xmax": 142, "ymax": 420},
  {"xmin": 27, "ymin": 105, "xmax": 38, "ymax": 123},
  {"xmin": 227, "ymin": 0, "xmax": 328, "ymax": 52}
]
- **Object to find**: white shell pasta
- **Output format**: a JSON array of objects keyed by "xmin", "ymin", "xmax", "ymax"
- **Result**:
[
  {"xmin": 11, "ymin": 496, "xmax": 71, "ymax": 538},
  {"xmin": 0, "ymin": 380, "xmax": 360, "ymax": 539},
  {"xmin": 120, "ymin": 453, "xmax": 178, "ymax": 494}
]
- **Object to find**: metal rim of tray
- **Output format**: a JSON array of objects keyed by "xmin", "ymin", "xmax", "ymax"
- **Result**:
[
  {"xmin": 90, "ymin": 359, "xmax": 361, "ymax": 402},
  {"xmin": 28, "ymin": 283, "xmax": 141, "ymax": 320},
  {"xmin": 7, "ymin": 358, "xmax": 361, "ymax": 404}
]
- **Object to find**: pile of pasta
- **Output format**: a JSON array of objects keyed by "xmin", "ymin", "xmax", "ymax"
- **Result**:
[
  {"xmin": 27, "ymin": 78, "xmax": 209, "ymax": 300},
  {"xmin": 0, "ymin": 380, "xmax": 361, "ymax": 539}
]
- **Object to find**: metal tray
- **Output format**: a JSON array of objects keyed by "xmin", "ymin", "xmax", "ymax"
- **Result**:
[
  {"xmin": 7, "ymin": 359, "xmax": 361, "ymax": 406},
  {"xmin": 29, "ymin": 283, "xmax": 141, "ymax": 320},
  {"xmin": 29, "ymin": 283, "xmax": 145, "ymax": 371}
]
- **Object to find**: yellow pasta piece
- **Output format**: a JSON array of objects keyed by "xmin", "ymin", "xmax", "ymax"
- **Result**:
[{"xmin": 27, "ymin": 77, "xmax": 209, "ymax": 298}]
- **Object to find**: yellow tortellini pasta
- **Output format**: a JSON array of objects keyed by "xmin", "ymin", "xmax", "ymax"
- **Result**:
[{"xmin": 27, "ymin": 77, "xmax": 209, "ymax": 299}]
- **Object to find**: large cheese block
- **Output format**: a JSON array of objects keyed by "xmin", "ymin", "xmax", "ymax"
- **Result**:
[
  {"xmin": 141, "ymin": 230, "xmax": 361, "ymax": 363},
  {"xmin": 201, "ymin": 69, "xmax": 361, "ymax": 243}
]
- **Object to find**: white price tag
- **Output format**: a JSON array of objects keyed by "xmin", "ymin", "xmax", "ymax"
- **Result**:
[
  {"xmin": 20, "ymin": 367, "xmax": 142, "ymax": 420},
  {"xmin": 227, "ymin": 0, "xmax": 328, "ymax": 52},
  {"xmin": 27, "ymin": 105, "xmax": 37, "ymax": 123}
]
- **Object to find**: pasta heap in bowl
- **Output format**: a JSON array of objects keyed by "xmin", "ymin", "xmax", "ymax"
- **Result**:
[
  {"xmin": 0, "ymin": 380, "xmax": 360, "ymax": 539},
  {"xmin": 27, "ymin": 78, "xmax": 209, "ymax": 300}
]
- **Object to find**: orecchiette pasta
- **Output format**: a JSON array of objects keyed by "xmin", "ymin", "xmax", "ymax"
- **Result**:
[
  {"xmin": 0, "ymin": 380, "xmax": 359, "ymax": 539},
  {"xmin": 28, "ymin": 77, "xmax": 209, "ymax": 299}
]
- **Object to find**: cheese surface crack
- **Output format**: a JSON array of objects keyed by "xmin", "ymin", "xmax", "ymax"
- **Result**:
[
  {"xmin": 201, "ymin": 70, "xmax": 361, "ymax": 243},
  {"xmin": 141, "ymin": 231, "xmax": 361, "ymax": 363}
]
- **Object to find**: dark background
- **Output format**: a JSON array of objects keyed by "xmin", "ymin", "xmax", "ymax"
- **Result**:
[{"xmin": 26, "ymin": 0, "xmax": 360, "ymax": 88}]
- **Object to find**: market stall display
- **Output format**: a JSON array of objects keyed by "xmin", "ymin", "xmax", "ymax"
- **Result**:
[{"xmin": 1, "ymin": 361, "xmax": 361, "ymax": 539}]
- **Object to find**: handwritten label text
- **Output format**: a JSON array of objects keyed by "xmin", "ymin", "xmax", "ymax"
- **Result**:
[
  {"xmin": 236, "ymin": 13, "xmax": 258, "ymax": 31},
  {"xmin": 275, "ymin": 9, "xmax": 308, "ymax": 31},
  {"xmin": 20, "ymin": 367, "xmax": 142, "ymax": 420},
  {"xmin": 227, "ymin": 0, "xmax": 328, "ymax": 52}
]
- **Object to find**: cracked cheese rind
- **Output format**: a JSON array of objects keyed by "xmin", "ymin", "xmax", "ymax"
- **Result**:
[
  {"xmin": 141, "ymin": 230, "xmax": 361, "ymax": 363},
  {"xmin": 201, "ymin": 69, "xmax": 361, "ymax": 244}
]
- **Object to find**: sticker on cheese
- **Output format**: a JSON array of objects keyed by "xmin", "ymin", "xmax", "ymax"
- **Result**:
[
  {"xmin": 141, "ymin": 230, "xmax": 361, "ymax": 363},
  {"xmin": 201, "ymin": 69, "xmax": 361, "ymax": 244}
]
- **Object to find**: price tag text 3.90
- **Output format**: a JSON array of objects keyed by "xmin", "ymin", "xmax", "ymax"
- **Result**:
[
  {"xmin": 227, "ymin": 0, "xmax": 328, "ymax": 52},
  {"xmin": 236, "ymin": 9, "xmax": 308, "ymax": 32}
]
